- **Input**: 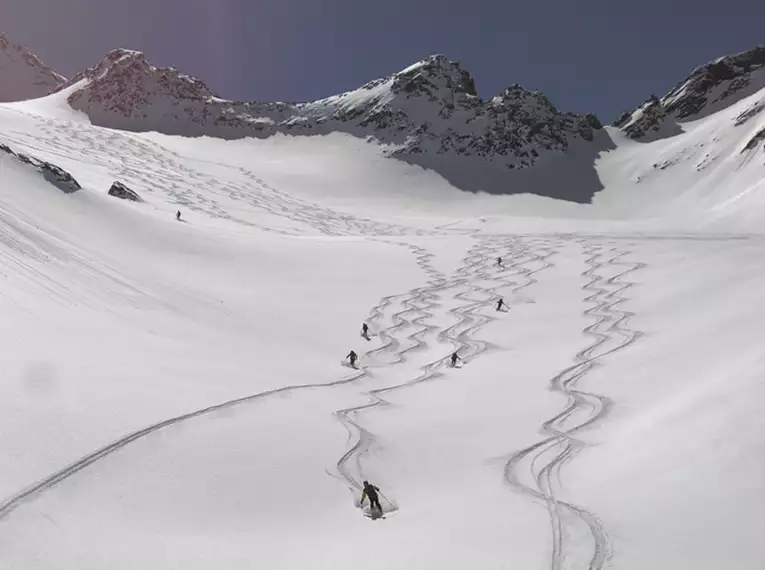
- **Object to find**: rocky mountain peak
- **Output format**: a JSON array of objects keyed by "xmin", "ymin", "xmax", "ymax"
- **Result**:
[
  {"xmin": 615, "ymin": 46, "xmax": 765, "ymax": 140},
  {"xmin": 0, "ymin": 32, "xmax": 66, "ymax": 102},
  {"xmin": 64, "ymin": 48, "xmax": 219, "ymax": 120},
  {"xmin": 390, "ymin": 54, "xmax": 478, "ymax": 99},
  {"xmin": 54, "ymin": 49, "xmax": 606, "ymax": 197}
]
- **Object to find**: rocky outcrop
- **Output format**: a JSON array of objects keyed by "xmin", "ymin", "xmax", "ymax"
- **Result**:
[
  {"xmin": 61, "ymin": 49, "xmax": 289, "ymax": 137},
  {"xmin": 0, "ymin": 143, "xmax": 81, "ymax": 193},
  {"xmin": 108, "ymin": 181, "xmax": 142, "ymax": 202},
  {"xmin": 742, "ymin": 127, "xmax": 765, "ymax": 153},
  {"xmin": 612, "ymin": 95, "xmax": 683, "ymax": 141},
  {"xmin": 663, "ymin": 47, "xmax": 765, "ymax": 120},
  {"xmin": 615, "ymin": 46, "xmax": 765, "ymax": 141},
  {"xmin": 0, "ymin": 33, "xmax": 66, "ymax": 102}
]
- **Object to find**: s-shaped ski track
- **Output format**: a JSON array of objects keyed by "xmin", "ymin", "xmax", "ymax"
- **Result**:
[{"xmin": 504, "ymin": 240, "xmax": 644, "ymax": 570}]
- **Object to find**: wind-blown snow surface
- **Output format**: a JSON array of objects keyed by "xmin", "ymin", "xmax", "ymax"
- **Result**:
[{"xmin": 0, "ymin": 85, "xmax": 763, "ymax": 570}]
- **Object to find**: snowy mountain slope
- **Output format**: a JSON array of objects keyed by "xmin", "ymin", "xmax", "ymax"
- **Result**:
[
  {"xmin": 0, "ymin": 42, "xmax": 764, "ymax": 570},
  {"xmin": 0, "ymin": 33, "xmax": 65, "ymax": 102},
  {"xmin": 594, "ymin": 84, "xmax": 765, "ymax": 229},
  {"xmin": 614, "ymin": 46, "xmax": 765, "ymax": 141},
  {"xmin": 55, "ymin": 50, "xmax": 609, "ymax": 200}
]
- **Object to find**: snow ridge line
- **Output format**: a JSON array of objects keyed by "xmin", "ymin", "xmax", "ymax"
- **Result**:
[
  {"xmin": 503, "ymin": 242, "xmax": 644, "ymax": 570},
  {"xmin": 333, "ymin": 237, "xmax": 553, "ymax": 510}
]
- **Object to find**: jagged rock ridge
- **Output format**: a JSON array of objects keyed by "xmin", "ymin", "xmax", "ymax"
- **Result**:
[
  {"xmin": 0, "ymin": 33, "xmax": 66, "ymax": 102},
  {"xmin": 615, "ymin": 46, "xmax": 765, "ymax": 141},
  {"xmin": 60, "ymin": 50, "xmax": 606, "ymax": 176}
]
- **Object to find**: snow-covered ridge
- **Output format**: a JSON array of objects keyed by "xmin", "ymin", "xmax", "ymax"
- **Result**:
[
  {"xmin": 60, "ymin": 50, "xmax": 605, "ymax": 179},
  {"xmin": 0, "ymin": 33, "xmax": 66, "ymax": 102},
  {"xmin": 614, "ymin": 46, "xmax": 765, "ymax": 141}
]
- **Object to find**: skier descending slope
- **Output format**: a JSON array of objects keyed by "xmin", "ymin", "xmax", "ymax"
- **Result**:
[
  {"xmin": 361, "ymin": 323, "xmax": 370, "ymax": 340},
  {"xmin": 450, "ymin": 351, "xmax": 461, "ymax": 368},
  {"xmin": 360, "ymin": 480, "xmax": 383, "ymax": 514},
  {"xmin": 496, "ymin": 297, "xmax": 507, "ymax": 312},
  {"xmin": 345, "ymin": 350, "xmax": 358, "ymax": 368}
]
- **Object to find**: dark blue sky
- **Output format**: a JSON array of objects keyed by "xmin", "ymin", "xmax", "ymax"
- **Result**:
[{"xmin": 2, "ymin": 0, "xmax": 763, "ymax": 121}]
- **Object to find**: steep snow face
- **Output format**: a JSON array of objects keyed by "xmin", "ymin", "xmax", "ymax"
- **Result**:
[
  {"xmin": 595, "ymin": 81, "xmax": 765, "ymax": 230},
  {"xmin": 61, "ymin": 52, "xmax": 605, "ymax": 198},
  {"xmin": 615, "ymin": 46, "xmax": 765, "ymax": 140},
  {"xmin": 0, "ymin": 33, "xmax": 66, "ymax": 102}
]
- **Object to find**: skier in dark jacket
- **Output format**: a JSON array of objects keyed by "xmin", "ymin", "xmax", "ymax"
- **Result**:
[
  {"xmin": 361, "ymin": 480, "xmax": 382, "ymax": 512},
  {"xmin": 496, "ymin": 256, "xmax": 503, "ymax": 267},
  {"xmin": 346, "ymin": 350, "xmax": 358, "ymax": 367},
  {"xmin": 361, "ymin": 323, "xmax": 370, "ymax": 340},
  {"xmin": 496, "ymin": 298, "xmax": 506, "ymax": 312},
  {"xmin": 450, "ymin": 351, "xmax": 461, "ymax": 367}
]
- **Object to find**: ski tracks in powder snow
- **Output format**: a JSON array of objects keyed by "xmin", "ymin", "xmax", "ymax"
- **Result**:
[
  {"xmin": 332, "ymin": 236, "xmax": 557, "ymax": 514},
  {"xmin": 504, "ymin": 239, "xmax": 644, "ymax": 570},
  {"xmin": 0, "ymin": 233, "xmax": 641, "ymax": 570}
]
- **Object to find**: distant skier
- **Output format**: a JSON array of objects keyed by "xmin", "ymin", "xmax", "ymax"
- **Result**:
[
  {"xmin": 361, "ymin": 323, "xmax": 370, "ymax": 340},
  {"xmin": 496, "ymin": 256, "xmax": 503, "ymax": 267},
  {"xmin": 346, "ymin": 350, "xmax": 358, "ymax": 368},
  {"xmin": 360, "ymin": 480, "xmax": 383, "ymax": 512},
  {"xmin": 450, "ymin": 351, "xmax": 461, "ymax": 367},
  {"xmin": 496, "ymin": 298, "xmax": 506, "ymax": 312},
  {"xmin": 176, "ymin": 210, "xmax": 182, "ymax": 221}
]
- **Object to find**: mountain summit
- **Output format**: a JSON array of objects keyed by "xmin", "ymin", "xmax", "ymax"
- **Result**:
[
  {"xmin": 614, "ymin": 46, "xmax": 765, "ymax": 141},
  {"xmin": 0, "ymin": 33, "xmax": 66, "ymax": 102},
  {"xmin": 57, "ymin": 50, "xmax": 608, "ymax": 198}
]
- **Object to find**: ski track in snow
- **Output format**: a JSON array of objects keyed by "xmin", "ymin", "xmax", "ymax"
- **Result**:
[
  {"xmin": 0, "ymin": 234, "xmax": 554, "ymax": 524},
  {"xmin": 1, "ymin": 113, "xmax": 436, "ymax": 238},
  {"xmin": 503, "ymin": 240, "xmax": 644, "ymax": 570},
  {"xmin": 0, "ymin": 110, "xmax": 644, "ymax": 566},
  {"xmin": 333, "ymin": 236, "xmax": 556, "ymax": 514}
]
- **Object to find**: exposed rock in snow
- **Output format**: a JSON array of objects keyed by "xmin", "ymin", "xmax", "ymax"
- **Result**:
[
  {"xmin": 0, "ymin": 33, "xmax": 66, "ymax": 102},
  {"xmin": 61, "ymin": 51, "xmax": 608, "ymax": 200},
  {"xmin": 742, "ymin": 127, "xmax": 765, "ymax": 153},
  {"xmin": 0, "ymin": 143, "xmax": 81, "ymax": 193},
  {"xmin": 615, "ymin": 46, "xmax": 765, "ymax": 141},
  {"xmin": 108, "ymin": 181, "xmax": 142, "ymax": 202},
  {"xmin": 613, "ymin": 95, "xmax": 683, "ymax": 142}
]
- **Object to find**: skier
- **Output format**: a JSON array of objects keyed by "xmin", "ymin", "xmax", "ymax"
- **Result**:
[
  {"xmin": 176, "ymin": 210, "xmax": 182, "ymax": 221},
  {"xmin": 496, "ymin": 256, "xmax": 503, "ymax": 267},
  {"xmin": 360, "ymin": 480, "xmax": 383, "ymax": 513},
  {"xmin": 361, "ymin": 323, "xmax": 370, "ymax": 340},
  {"xmin": 346, "ymin": 350, "xmax": 358, "ymax": 368},
  {"xmin": 496, "ymin": 297, "xmax": 506, "ymax": 312},
  {"xmin": 450, "ymin": 351, "xmax": 461, "ymax": 367}
]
